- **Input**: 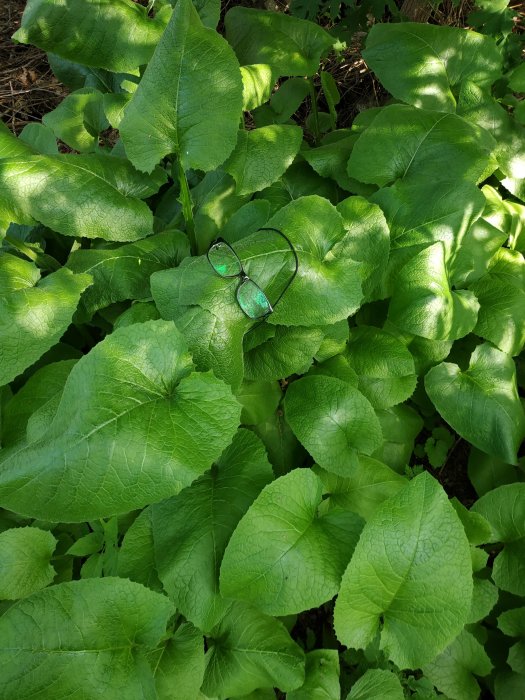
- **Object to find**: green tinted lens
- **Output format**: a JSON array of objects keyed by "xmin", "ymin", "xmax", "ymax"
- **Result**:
[
  {"xmin": 208, "ymin": 241, "xmax": 242, "ymax": 277},
  {"xmin": 237, "ymin": 279, "xmax": 273, "ymax": 319}
]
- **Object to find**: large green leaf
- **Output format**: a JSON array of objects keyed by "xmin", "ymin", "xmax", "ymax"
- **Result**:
[
  {"xmin": 1, "ymin": 360, "xmax": 76, "ymax": 447},
  {"xmin": 469, "ymin": 248, "xmax": 525, "ymax": 356},
  {"xmin": 0, "ymin": 527, "xmax": 56, "ymax": 600},
  {"xmin": 0, "ymin": 320, "xmax": 241, "ymax": 521},
  {"xmin": 284, "ymin": 375, "xmax": 383, "ymax": 476},
  {"xmin": 346, "ymin": 326, "xmax": 417, "ymax": 408},
  {"xmin": 334, "ymin": 472, "xmax": 473, "ymax": 669},
  {"xmin": 0, "ymin": 127, "xmax": 164, "ymax": 240},
  {"xmin": 220, "ymin": 468, "xmax": 363, "ymax": 615},
  {"xmin": 149, "ymin": 622, "xmax": 204, "ymax": 700},
  {"xmin": 288, "ymin": 649, "xmax": 340, "ymax": 700},
  {"xmin": 348, "ymin": 105, "xmax": 495, "ymax": 187},
  {"xmin": 202, "ymin": 601, "xmax": 305, "ymax": 698},
  {"xmin": 224, "ymin": 125, "xmax": 303, "ymax": 195},
  {"xmin": 13, "ymin": 0, "xmax": 169, "ymax": 72},
  {"xmin": 498, "ymin": 607, "xmax": 525, "ymax": 675},
  {"xmin": 120, "ymin": 0, "xmax": 243, "ymax": 173},
  {"xmin": 153, "ymin": 429, "xmax": 273, "ymax": 632},
  {"xmin": 363, "ymin": 23, "xmax": 501, "ymax": 112},
  {"xmin": 0, "ymin": 578, "xmax": 173, "ymax": 699},
  {"xmin": 425, "ymin": 342, "xmax": 525, "ymax": 465},
  {"xmin": 0, "ymin": 257, "xmax": 91, "ymax": 386},
  {"xmin": 225, "ymin": 7, "xmax": 333, "ymax": 77},
  {"xmin": 422, "ymin": 630, "xmax": 493, "ymax": 700},
  {"xmin": 388, "ymin": 242, "xmax": 479, "ymax": 340},
  {"xmin": 372, "ymin": 180, "xmax": 485, "ymax": 270},
  {"xmin": 472, "ymin": 484, "xmax": 525, "ymax": 595},
  {"xmin": 66, "ymin": 230, "xmax": 189, "ymax": 319}
]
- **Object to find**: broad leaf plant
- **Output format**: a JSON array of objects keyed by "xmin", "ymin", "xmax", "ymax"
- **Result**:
[{"xmin": 0, "ymin": 0, "xmax": 524, "ymax": 698}]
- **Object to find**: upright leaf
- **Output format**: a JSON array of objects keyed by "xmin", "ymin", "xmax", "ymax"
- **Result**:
[
  {"xmin": 220, "ymin": 469, "xmax": 363, "ymax": 615},
  {"xmin": 0, "ymin": 320, "xmax": 241, "ymax": 521},
  {"xmin": 202, "ymin": 601, "xmax": 305, "ymax": 698},
  {"xmin": 153, "ymin": 429, "xmax": 273, "ymax": 632},
  {"xmin": 120, "ymin": 0, "xmax": 243, "ymax": 173},
  {"xmin": 425, "ymin": 342, "xmax": 525, "ymax": 464},
  {"xmin": 0, "ymin": 578, "xmax": 174, "ymax": 699},
  {"xmin": 13, "ymin": 0, "xmax": 168, "ymax": 72},
  {"xmin": 334, "ymin": 472, "xmax": 473, "ymax": 668}
]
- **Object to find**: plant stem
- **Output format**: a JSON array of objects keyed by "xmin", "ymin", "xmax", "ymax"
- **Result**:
[
  {"xmin": 4, "ymin": 235, "xmax": 61, "ymax": 271},
  {"xmin": 308, "ymin": 77, "xmax": 321, "ymax": 145},
  {"xmin": 177, "ymin": 160, "xmax": 197, "ymax": 255}
]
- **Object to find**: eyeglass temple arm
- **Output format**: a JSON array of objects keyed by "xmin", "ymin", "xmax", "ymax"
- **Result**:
[{"xmin": 257, "ymin": 227, "xmax": 299, "ymax": 309}]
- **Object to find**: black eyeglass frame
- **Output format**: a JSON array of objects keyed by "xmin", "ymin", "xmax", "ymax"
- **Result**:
[{"xmin": 206, "ymin": 227, "xmax": 299, "ymax": 321}]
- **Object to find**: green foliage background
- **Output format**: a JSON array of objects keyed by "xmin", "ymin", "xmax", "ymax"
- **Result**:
[{"xmin": 0, "ymin": 0, "xmax": 525, "ymax": 698}]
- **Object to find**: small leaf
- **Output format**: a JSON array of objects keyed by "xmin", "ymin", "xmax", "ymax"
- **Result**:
[
  {"xmin": 220, "ymin": 468, "xmax": 363, "ymax": 615},
  {"xmin": 117, "ymin": 508, "xmax": 163, "ymax": 592},
  {"xmin": 471, "ymin": 483, "xmax": 525, "ymax": 595},
  {"xmin": 288, "ymin": 649, "xmax": 340, "ymax": 700},
  {"xmin": 284, "ymin": 375, "xmax": 383, "ymax": 477},
  {"xmin": 422, "ymin": 630, "xmax": 493, "ymax": 700},
  {"xmin": 240, "ymin": 64, "xmax": 275, "ymax": 111},
  {"xmin": 425, "ymin": 342, "xmax": 525, "ymax": 465},
  {"xmin": 347, "ymin": 669, "xmax": 404, "ymax": 700},
  {"xmin": 334, "ymin": 472, "xmax": 473, "ymax": 669},
  {"xmin": 0, "ymin": 527, "xmax": 56, "ymax": 600},
  {"xmin": 498, "ymin": 607, "xmax": 525, "ymax": 675}
]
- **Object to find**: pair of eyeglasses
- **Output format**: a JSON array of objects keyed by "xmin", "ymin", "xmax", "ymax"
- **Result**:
[{"xmin": 207, "ymin": 227, "xmax": 298, "ymax": 320}]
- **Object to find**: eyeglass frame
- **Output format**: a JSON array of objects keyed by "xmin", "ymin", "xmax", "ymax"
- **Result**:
[{"xmin": 206, "ymin": 227, "xmax": 299, "ymax": 321}]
